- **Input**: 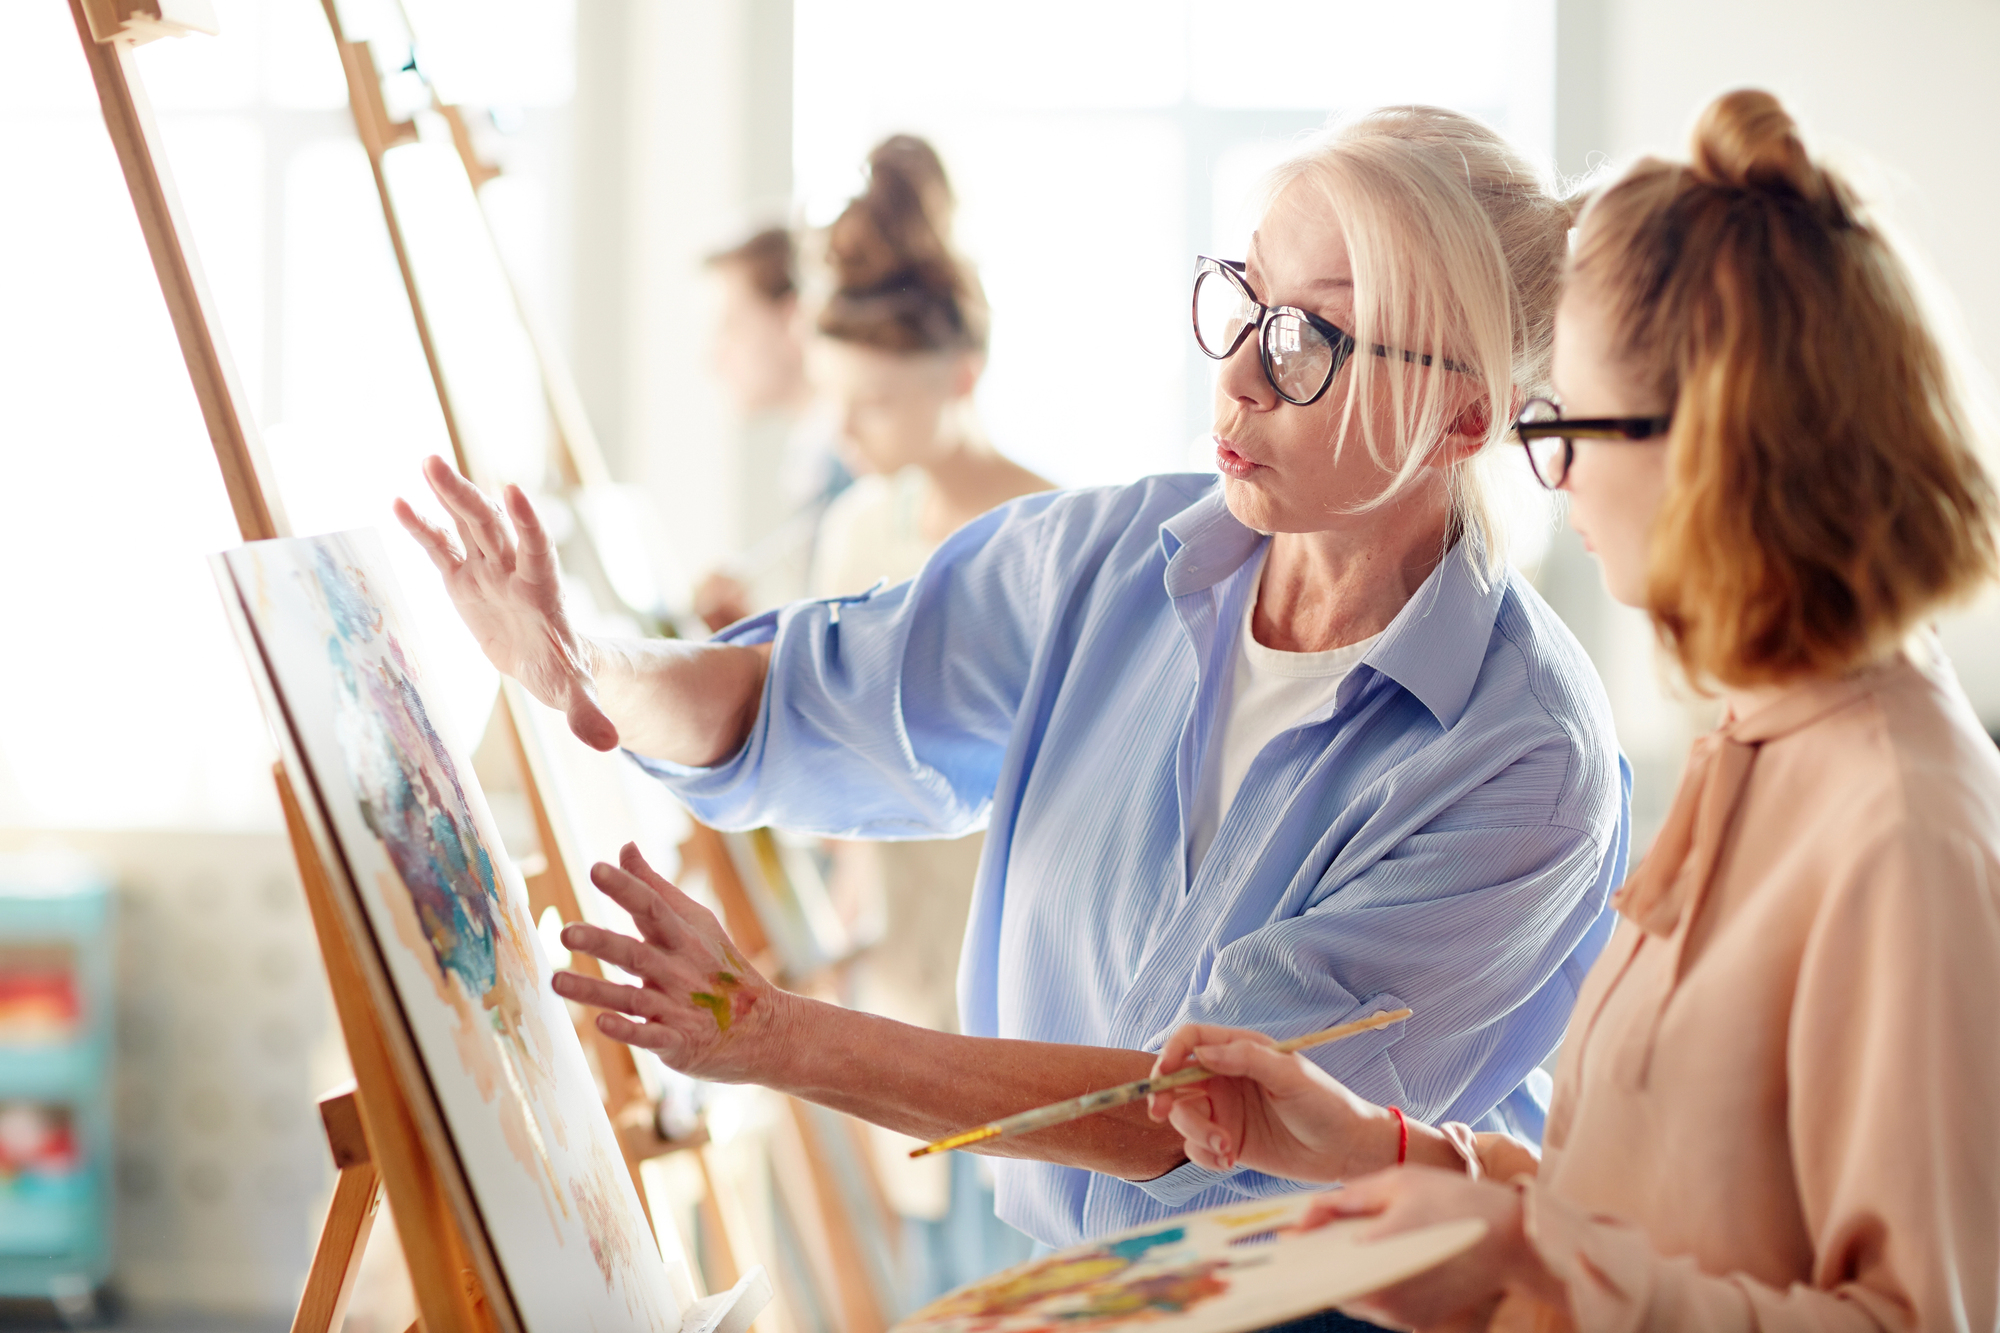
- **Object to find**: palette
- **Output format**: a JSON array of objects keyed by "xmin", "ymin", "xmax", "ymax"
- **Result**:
[{"xmin": 893, "ymin": 1194, "xmax": 1484, "ymax": 1333}]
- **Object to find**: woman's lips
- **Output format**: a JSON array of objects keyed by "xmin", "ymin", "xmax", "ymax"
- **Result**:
[{"xmin": 1215, "ymin": 439, "xmax": 1262, "ymax": 480}]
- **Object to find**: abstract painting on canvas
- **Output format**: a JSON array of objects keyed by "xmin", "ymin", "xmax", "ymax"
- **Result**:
[{"xmin": 215, "ymin": 529, "xmax": 679, "ymax": 1331}]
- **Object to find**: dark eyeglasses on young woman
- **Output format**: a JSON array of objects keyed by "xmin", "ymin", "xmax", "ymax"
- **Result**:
[{"xmin": 1512, "ymin": 396, "xmax": 1674, "ymax": 488}]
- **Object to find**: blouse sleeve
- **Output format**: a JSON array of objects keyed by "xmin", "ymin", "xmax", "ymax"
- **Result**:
[
  {"xmin": 1509, "ymin": 827, "xmax": 2000, "ymax": 1333},
  {"xmin": 630, "ymin": 488, "xmax": 1070, "ymax": 838}
]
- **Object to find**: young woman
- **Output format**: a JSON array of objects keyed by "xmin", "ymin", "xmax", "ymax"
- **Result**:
[
  {"xmin": 806, "ymin": 133, "xmax": 1050, "ymax": 599},
  {"xmin": 1147, "ymin": 90, "xmax": 2000, "ymax": 1329},
  {"xmin": 395, "ymin": 107, "xmax": 1629, "ymax": 1254}
]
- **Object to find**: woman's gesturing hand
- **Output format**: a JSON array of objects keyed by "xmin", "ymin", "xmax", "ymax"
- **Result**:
[
  {"xmin": 393, "ymin": 456, "xmax": 620, "ymax": 751},
  {"xmin": 551, "ymin": 843, "xmax": 795, "ymax": 1084},
  {"xmin": 1143, "ymin": 1023, "xmax": 1401, "ymax": 1184}
]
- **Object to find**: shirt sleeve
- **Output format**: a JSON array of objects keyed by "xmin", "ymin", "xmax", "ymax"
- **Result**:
[
  {"xmin": 1504, "ymin": 827, "xmax": 2000, "ymax": 1333},
  {"xmin": 629, "ymin": 490, "xmax": 1068, "ymax": 839},
  {"xmin": 1129, "ymin": 738, "xmax": 1623, "ymax": 1207}
]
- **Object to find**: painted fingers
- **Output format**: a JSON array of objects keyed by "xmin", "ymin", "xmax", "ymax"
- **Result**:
[
  {"xmin": 593, "ymin": 1011, "xmax": 689, "ymax": 1059},
  {"xmin": 618, "ymin": 843, "xmax": 723, "ymax": 935},
  {"xmin": 546, "ymin": 972, "xmax": 696, "ymax": 1061},
  {"xmin": 559, "ymin": 921, "xmax": 675, "ymax": 985},
  {"xmin": 552, "ymin": 968, "xmax": 671, "ymax": 1018},
  {"xmin": 566, "ymin": 844, "xmax": 748, "ymax": 983},
  {"xmin": 581, "ymin": 864, "xmax": 692, "ymax": 953}
]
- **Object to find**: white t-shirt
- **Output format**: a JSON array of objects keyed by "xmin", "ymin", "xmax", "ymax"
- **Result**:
[
  {"xmin": 808, "ymin": 464, "xmax": 936, "ymax": 600},
  {"xmin": 1186, "ymin": 556, "xmax": 1382, "ymax": 877}
]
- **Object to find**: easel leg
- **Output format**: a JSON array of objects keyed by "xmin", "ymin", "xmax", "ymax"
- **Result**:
[
  {"xmin": 692, "ymin": 1149, "xmax": 743, "ymax": 1294},
  {"xmin": 292, "ymin": 1087, "xmax": 382, "ymax": 1333},
  {"xmin": 775, "ymin": 1099, "xmax": 888, "ymax": 1333}
]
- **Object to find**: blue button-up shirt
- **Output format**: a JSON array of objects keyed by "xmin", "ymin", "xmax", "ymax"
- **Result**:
[{"xmin": 637, "ymin": 475, "xmax": 1628, "ymax": 1247}]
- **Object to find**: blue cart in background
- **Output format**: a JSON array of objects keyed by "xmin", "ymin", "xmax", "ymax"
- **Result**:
[{"xmin": 0, "ymin": 853, "xmax": 113, "ymax": 1321}]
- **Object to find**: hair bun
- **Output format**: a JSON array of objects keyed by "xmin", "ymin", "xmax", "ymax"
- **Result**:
[
  {"xmin": 818, "ymin": 134, "xmax": 988, "ymax": 353},
  {"xmin": 1689, "ymin": 89, "xmax": 1828, "ymax": 204},
  {"xmin": 825, "ymin": 135, "xmax": 957, "ymax": 296}
]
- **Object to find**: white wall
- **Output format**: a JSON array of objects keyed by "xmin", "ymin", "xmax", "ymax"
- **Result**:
[{"xmin": 1565, "ymin": 0, "xmax": 2000, "ymax": 723}]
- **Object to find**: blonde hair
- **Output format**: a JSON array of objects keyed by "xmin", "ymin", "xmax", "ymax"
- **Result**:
[
  {"xmin": 1572, "ymin": 90, "xmax": 2000, "ymax": 689},
  {"xmin": 1264, "ymin": 106, "xmax": 1575, "ymax": 573}
]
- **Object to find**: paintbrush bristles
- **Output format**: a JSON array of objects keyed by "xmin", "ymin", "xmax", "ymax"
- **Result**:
[{"xmin": 908, "ymin": 1008, "xmax": 1413, "ymax": 1158}]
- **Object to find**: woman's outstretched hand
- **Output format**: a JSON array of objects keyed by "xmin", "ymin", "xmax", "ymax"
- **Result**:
[
  {"xmin": 551, "ymin": 843, "xmax": 795, "ymax": 1084},
  {"xmin": 393, "ymin": 456, "xmax": 619, "ymax": 751},
  {"xmin": 1144, "ymin": 1023, "xmax": 1400, "ymax": 1184}
]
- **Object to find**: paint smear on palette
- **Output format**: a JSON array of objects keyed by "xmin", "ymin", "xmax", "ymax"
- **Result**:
[
  {"xmin": 1226, "ymin": 1226, "xmax": 1298, "ymax": 1248},
  {"xmin": 307, "ymin": 546, "xmax": 640, "ymax": 1287},
  {"xmin": 917, "ymin": 1225, "xmax": 1240, "ymax": 1330},
  {"xmin": 1212, "ymin": 1206, "xmax": 1288, "ymax": 1230}
]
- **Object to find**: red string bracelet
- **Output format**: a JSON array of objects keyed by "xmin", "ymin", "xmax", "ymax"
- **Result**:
[{"xmin": 1388, "ymin": 1106, "xmax": 1408, "ymax": 1165}]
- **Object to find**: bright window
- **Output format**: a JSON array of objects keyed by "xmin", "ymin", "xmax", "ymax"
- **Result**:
[
  {"xmin": 794, "ymin": 0, "xmax": 1557, "ymax": 489},
  {"xmin": 0, "ymin": 0, "xmax": 569, "ymax": 828}
]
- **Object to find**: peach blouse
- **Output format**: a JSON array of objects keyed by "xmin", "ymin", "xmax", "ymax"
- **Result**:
[{"xmin": 1472, "ymin": 649, "xmax": 2000, "ymax": 1331}]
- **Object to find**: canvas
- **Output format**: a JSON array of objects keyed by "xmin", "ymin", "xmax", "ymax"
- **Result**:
[
  {"xmin": 215, "ymin": 530, "xmax": 680, "ymax": 1332},
  {"xmin": 892, "ymin": 1194, "xmax": 1485, "ymax": 1333}
]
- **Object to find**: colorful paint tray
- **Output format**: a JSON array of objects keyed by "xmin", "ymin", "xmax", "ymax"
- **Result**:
[{"xmin": 894, "ymin": 1193, "xmax": 1485, "ymax": 1333}]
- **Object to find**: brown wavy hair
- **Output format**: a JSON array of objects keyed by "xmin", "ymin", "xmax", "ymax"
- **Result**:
[
  {"xmin": 1571, "ymin": 89, "xmax": 1999, "ymax": 689},
  {"xmin": 816, "ymin": 135, "xmax": 988, "ymax": 354}
]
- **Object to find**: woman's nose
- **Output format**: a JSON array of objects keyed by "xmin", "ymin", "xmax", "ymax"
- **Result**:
[{"xmin": 1216, "ymin": 337, "xmax": 1276, "ymax": 410}]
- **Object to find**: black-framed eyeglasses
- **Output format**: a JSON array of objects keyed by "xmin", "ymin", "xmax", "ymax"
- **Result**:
[
  {"xmin": 1512, "ymin": 397, "xmax": 1673, "ymax": 488},
  {"xmin": 1191, "ymin": 256, "xmax": 1468, "ymax": 406}
]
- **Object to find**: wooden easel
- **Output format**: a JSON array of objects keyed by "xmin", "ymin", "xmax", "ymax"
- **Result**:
[
  {"xmin": 314, "ymin": 14, "xmax": 901, "ymax": 1330},
  {"xmin": 68, "ymin": 8, "xmax": 508, "ymax": 1325},
  {"xmin": 305, "ymin": 4, "xmax": 798, "ymax": 1308},
  {"xmin": 69, "ymin": 4, "xmax": 768, "ymax": 1330},
  {"xmin": 310, "ymin": 0, "xmax": 677, "ymax": 1200}
]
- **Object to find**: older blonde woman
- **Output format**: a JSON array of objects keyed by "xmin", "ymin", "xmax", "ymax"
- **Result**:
[
  {"xmin": 396, "ymin": 108, "xmax": 1627, "ymax": 1263},
  {"xmin": 1147, "ymin": 90, "xmax": 2000, "ymax": 1330}
]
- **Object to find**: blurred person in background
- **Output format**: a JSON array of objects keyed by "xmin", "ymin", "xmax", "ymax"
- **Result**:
[
  {"xmin": 693, "ymin": 226, "xmax": 851, "ymax": 631},
  {"xmin": 806, "ymin": 135, "xmax": 1051, "ymax": 600},
  {"xmin": 805, "ymin": 132, "xmax": 1051, "ymax": 1301},
  {"xmin": 1147, "ymin": 90, "xmax": 2000, "ymax": 1331}
]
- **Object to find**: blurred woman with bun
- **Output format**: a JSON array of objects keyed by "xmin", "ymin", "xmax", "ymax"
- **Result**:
[
  {"xmin": 807, "ymin": 134, "xmax": 1050, "ymax": 596},
  {"xmin": 1147, "ymin": 89, "xmax": 2000, "ymax": 1330}
]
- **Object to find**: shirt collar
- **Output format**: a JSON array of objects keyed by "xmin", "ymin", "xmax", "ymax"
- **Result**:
[
  {"xmin": 1159, "ymin": 485, "xmax": 1264, "ymax": 597},
  {"xmin": 1158, "ymin": 485, "xmax": 1506, "ymax": 730},
  {"xmin": 1362, "ymin": 538, "xmax": 1508, "ymax": 729}
]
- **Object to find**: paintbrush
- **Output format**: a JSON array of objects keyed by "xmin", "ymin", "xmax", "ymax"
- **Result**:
[{"xmin": 908, "ymin": 1007, "xmax": 1414, "ymax": 1158}]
